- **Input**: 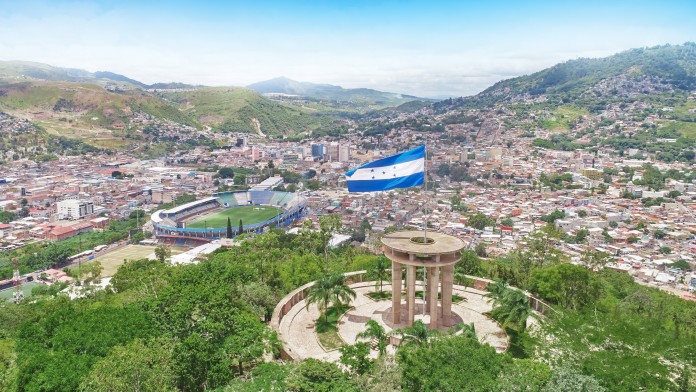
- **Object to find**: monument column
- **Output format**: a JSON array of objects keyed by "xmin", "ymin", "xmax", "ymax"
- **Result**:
[
  {"xmin": 429, "ymin": 266, "xmax": 440, "ymax": 329},
  {"xmin": 425, "ymin": 267, "xmax": 434, "ymax": 312},
  {"xmin": 391, "ymin": 260, "xmax": 402, "ymax": 324},
  {"xmin": 441, "ymin": 264, "xmax": 454, "ymax": 326},
  {"xmin": 406, "ymin": 265, "xmax": 416, "ymax": 325},
  {"xmin": 381, "ymin": 231, "xmax": 463, "ymax": 330}
]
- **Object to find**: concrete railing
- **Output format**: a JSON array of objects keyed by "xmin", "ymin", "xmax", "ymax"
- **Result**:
[
  {"xmin": 269, "ymin": 270, "xmax": 368, "ymax": 361},
  {"xmin": 270, "ymin": 270, "xmax": 552, "ymax": 361},
  {"xmin": 462, "ymin": 274, "xmax": 554, "ymax": 315}
]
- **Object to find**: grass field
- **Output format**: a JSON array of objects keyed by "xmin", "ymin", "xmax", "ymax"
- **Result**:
[
  {"xmin": 0, "ymin": 282, "xmax": 42, "ymax": 302},
  {"xmin": 316, "ymin": 304, "xmax": 350, "ymax": 351},
  {"xmin": 658, "ymin": 120, "xmax": 696, "ymax": 140},
  {"xmin": 185, "ymin": 206, "xmax": 280, "ymax": 229},
  {"xmin": 66, "ymin": 245, "xmax": 184, "ymax": 278},
  {"xmin": 541, "ymin": 105, "xmax": 589, "ymax": 131}
]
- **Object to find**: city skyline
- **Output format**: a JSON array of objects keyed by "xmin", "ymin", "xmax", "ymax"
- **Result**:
[{"xmin": 0, "ymin": 0, "xmax": 695, "ymax": 97}]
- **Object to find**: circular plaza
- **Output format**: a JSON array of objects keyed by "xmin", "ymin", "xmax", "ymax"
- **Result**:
[
  {"xmin": 271, "ymin": 230, "xmax": 522, "ymax": 362},
  {"xmin": 274, "ymin": 277, "xmax": 510, "ymax": 362}
]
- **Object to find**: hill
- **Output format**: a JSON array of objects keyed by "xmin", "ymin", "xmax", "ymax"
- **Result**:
[
  {"xmin": 248, "ymin": 76, "xmax": 428, "ymax": 110},
  {"xmin": 424, "ymin": 43, "xmax": 696, "ymax": 161},
  {"xmin": 0, "ymin": 111, "xmax": 103, "ymax": 163},
  {"xmin": 476, "ymin": 43, "xmax": 696, "ymax": 105},
  {"xmin": 0, "ymin": 61, "xmax": 201, "ymax": 90},
  {"xmin": 358, "ymin": 43, "xmax": 696, "ymax": 161},
  {"xmin": 154, "ymin": 87, "xmax": 332, "ymax": 136},
  {"xmin": 0, "ymin": 62, "xmax": 374, "ymax": 149},
  {"xmin": 0, "ymin": 81, "xmax": 202, "ymax": 149},
  {"xmin": 0, "ymin": 61, "xmax": 93, "ymax": 82}
]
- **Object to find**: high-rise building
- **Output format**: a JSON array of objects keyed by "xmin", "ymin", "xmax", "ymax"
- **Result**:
[
  {"xmin": 327, "ymin": 142, "xmax": 340, "ymax": 161},
  {"xmin": 311, "ymin": 143, "xmax": 324, "ymax": 159},
  {"xmin": 251, "ymin": 146, "xmax": 265, "ymax": 161},
  {"xmin": 338, "ymin": 144, "xmax": 350, "ymax": 162},
  {"xmin": 57, "ymin": 199, "xmax": 94, "ymax": 220}
]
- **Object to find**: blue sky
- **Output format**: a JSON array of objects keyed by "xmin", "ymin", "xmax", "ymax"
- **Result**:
[{"xmin": 0, "ymin": 0, "xmax": 694, "ymax": 97}]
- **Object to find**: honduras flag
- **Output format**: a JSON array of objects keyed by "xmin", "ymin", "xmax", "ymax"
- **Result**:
[{"xmin": 345, "ymin": 146, "xmax": 425, "ymax": 192}]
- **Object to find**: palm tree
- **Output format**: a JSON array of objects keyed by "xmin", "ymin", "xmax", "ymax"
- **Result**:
[
  {"xmin": 493, "ymin": 288, "xmax": 534, "ymax": 332},
  {"xmin": 484, "ymin": 280, "xmax": 508, "ymax": 306},
  {"xmin": 391, "ymin": 320, "xmax": 438, "ymax": 347},
  {"xmin": 328, "ymin": 271, "xmax": 356, "ymax": 308},
  {"xmin": 357, "ymin": 319, "xmax": 388, "ymax": 356},
  {"xmin": 453, "ymin": 266, "xmax": 469, "ymax": 287},
  {"xmin": 305, "ymin": 272, "xmax": 357, "ymax": 322},
  {"xmin": 370, "ymin": 256, "xmax": 391, "ymax": 293},
  {"xmin": 305, "ymin": 274, "xmax": 334, "ymax": 322},
  {"xmin": 452, "ymin": 322, "xmax": 477, "ymax": 341}
]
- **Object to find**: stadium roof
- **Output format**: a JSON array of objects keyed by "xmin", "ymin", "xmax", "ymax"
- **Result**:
[
  {"xmin": 165, "ymin": 197, "xmax": 217, "ymax": 215},
  {"xmin": 151, "ymin": 210, "xmax": 164, "ymax": 223},
  {"xmin": 251, "ymin": 176, "xmax": 284, "ymax": 191}
]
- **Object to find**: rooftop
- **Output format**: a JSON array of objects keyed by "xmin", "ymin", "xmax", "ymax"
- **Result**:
[{"xmin": 381, "ymin": 230, "xmax": 465, "ymax": 255}]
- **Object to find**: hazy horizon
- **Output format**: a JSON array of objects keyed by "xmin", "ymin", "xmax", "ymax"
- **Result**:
[{"xmin": 1, "ymin": 0, "xmax": 695, "ymax": 97}]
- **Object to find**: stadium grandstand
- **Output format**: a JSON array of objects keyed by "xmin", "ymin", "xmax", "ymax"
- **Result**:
[{"xmin": 151, "ymin": 190, "xmax": 307, "ymax": 246}]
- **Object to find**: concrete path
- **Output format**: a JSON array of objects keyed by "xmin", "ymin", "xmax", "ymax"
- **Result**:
[
  {"xmin": 280, "ymin": 281, "xmax": 510, "ymax": 361},
  {"xmin": 279, "ymin": 296, "xmax": 342, "ymax": 362}
]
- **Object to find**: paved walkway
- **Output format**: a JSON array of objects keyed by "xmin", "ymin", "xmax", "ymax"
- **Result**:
[
  {"xmin": 279, "ymin": 294, "xmax": 343, "ymax": 362},
  {"xmin": 279, "ymin": 280, "xmax": 510, "ymax": 361}
]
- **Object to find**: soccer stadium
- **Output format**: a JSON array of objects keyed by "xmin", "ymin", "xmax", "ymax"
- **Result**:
[{"xmin": 151, "ymin": 191, "xmax": 307, "ymax": 246}]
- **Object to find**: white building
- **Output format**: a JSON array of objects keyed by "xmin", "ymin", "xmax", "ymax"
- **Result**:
[
  {"xmin": 57, "ymin": 199, "xmax": 94, "ymax": 220},
  {"xmin": 338, "ymin": 144, "xmax": 350, "ymax": 162},
  {"xmin": 251, "ymin": 176, "xmax": 284, "ymax": 191}
]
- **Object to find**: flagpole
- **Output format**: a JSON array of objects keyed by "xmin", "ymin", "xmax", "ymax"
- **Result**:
[
  {"xmin": 423, "ymin": 145, "xmax": 427, "ymax": 318},
  {"xmin": 423, "ymin": 144, "xmax": 428, "ymax": 241},
  {"xmin": 422, "ymin": 144, "xmax": 427, "ymax": 318}
]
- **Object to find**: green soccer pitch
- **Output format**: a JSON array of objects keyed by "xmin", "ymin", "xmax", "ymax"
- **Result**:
[{"xmin": 185, "ymin": 206, "xmax": 281, "ymax": 229}]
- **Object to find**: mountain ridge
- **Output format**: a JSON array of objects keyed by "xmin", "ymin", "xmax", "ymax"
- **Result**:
[
  {"xmin": 479, "ymin": 42, "xmax": 696, "ymax": 102},
  {"xmin": 247, "ymin": 76, "xmax": 430, "ymax": 108},
  {"xmin": 2, "ymin": 43, "xmax": 696, "ymax": 157},
  {"xmin": 0, "ymin": 60, "xmax": 199, "ymax": 89}
]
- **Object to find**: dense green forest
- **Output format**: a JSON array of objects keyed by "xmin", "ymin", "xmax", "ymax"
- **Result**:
[{"xmin": 0, "ymin": 221, "xmax": 694, "ymax": 391}]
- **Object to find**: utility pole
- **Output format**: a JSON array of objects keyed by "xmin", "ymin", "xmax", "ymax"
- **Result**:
[
  {"xmin": 78, "ymin": 233, "xmax": 83, "ymax": 284},
  {"xmin": 12, "ymin": 257, "xmax": 23, "ymax": 304}
]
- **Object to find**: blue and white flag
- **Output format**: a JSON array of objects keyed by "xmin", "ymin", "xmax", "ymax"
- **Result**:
[{"xmin": 345, "ymin": 146, "xmax": 425, "ymax": 192}]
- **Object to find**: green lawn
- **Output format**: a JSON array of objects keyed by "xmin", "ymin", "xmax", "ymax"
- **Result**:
[
  {"xmin": 366, "ymin": 291, "xmax": 392, "ymax": 300},
  {"xmin": 366, "ymin": 290, "xmax": 465, "ymax": 303},
  {"xmin": 316, "ymin": 304, "xmax": 350, "ymax": 351},
  {"xmin": 541, "ymin": 105, "xmax": 589, "ymax": 131},
  {"xmin": 185, "ymin": 206, "xmax": 280, "ymax": 229},
  {"xmin": 658, "ymin": 120, "xmax": 696, "ymax": 139},
  {"xmin": 65, "ymin": 245, "xmax": 184, "ymax": 278},
  {"xmin": 0, "ymin": 282, "xmax": 42, "ymax": 302}
]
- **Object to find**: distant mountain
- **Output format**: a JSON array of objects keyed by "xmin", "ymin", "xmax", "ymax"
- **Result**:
[
  {"xmin": 431, "ymin": 42, "xmax": 696, "ymax": 115},
  {"xmin": 0, "ymin": 61, "xmax": 338, "ymax": 149},
  {"xmin": 480, "ymin": 43, "xmax": 696, "ymax": 102},
  {"xmin": 0, "ymin": 61, "xmax": 93, "ymax": 82},
  {"xmin": 247, "ymin": 76, "xmax": 429, "ymax": 109},
  {"xmin": 92, "ymin": 71, "xmax": 147, "ymax": 87},
  {"xmin": 0, "ymin": 61, "xmax": 197, "ymax": 89},
  {"xmin": 154, "ymin": 87, "xmax": 329, "ymax": 136},
  {"xmin": 148, "ymin": 82, "xmax": 200, "ymax": 89}
]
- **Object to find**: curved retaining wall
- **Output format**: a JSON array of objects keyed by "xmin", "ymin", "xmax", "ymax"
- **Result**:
[
  {"xmin": 270, "ymin": 270, "xmax": 367, "ymax": 361},
  {"xmin": 270, "ymin": 271, "xmax": 553, "ymax": 361},
  {"xmin": 462, "ymin": 274, "xmax": 554, "ymax": 316}
]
